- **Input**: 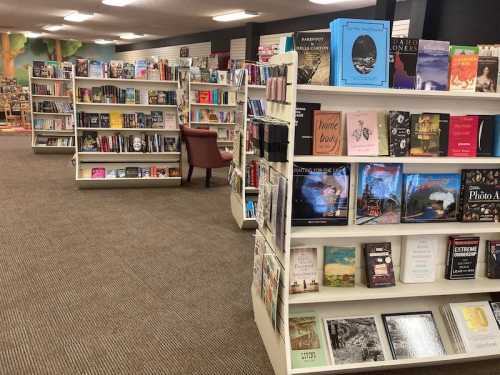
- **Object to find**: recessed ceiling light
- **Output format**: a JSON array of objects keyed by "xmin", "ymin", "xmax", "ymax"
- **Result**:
[
  {"xmin": 24, "ymin": 31, "xmax": 42, "ymax": 38},
  {"xmin": 102, "ymin": 0, "xmax": 135, "ymax": 6},
  {"xmin": 309, "ymin": 0, "xmax": 352, "ymax": 3},
  {"xmin": 94, "ymin": 39, "xmax": 115, "ymax": 44},
  {"xmin": 42, "ymin": 24, "xmax": 65, "ymax": 32},
  {"xmin": 64, "ymin": 11, "xmax": 94, "ymax": 22},
  {"xmin": 212, "ymin": 10, "xmax": 259, "ymax": 22},
  {"xmin": 119, "ymin": 33, "xmax": 144, "ymax": 40}
]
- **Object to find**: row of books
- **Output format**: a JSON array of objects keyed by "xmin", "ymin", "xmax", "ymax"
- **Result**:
[
  {"xmin": 193, "ymin": 125, "xmax": 234, "ymax": 141},
  {"xmin": 32, "ymin": 61, "xmax": 73, "ymax": 79},
  {"xmin": 245, "ymin": 160, "xmax": 260, "ymax": 188},
  {"xmin": 246, "ymin": 65, "xmax": 271, "ymax": 86},
  {"xmin": 31, "ymin": 82, "xmax": 71, "ymax": 97},
  {"xmin": 265, "ymin": 65, "xmax": 288, "ymax": 103},
  {"xmin": 79, "ymin": 132, "xmax": 179, "ymax": 153},
  {"xmin": 292, "ymin": 164, "xmax": 500, "ymax": 225},
  {"xmin": 190, "ymin": 68, "xmax": 229, "ymax": 85},
  {"xmin": 78, "ymin": 86, "xmax": 177, "ymax": 105},
  {"xmin": 33, "ymin": 101, "xmax": 73, "ymax": 114},
  {"xmin": 81, "ymin": 165, "xmax": 180, "ymax": 179},
  {"xmin": 296, "ymin": 104, "xmax": 500, "ymax": 157},
  {"xmin": 247, "ymin": 98, "xmax": 265, "ymax": 118},
  {"xmin": 76, "ymin": 111, "xmax": 177, "ymax": 130},
  {"xmin": 76, "ymin": 59, "xmax": 179, "ymax": 81},
  {"xmin": 190, "ymin": 89, "xmax": 236, "ymax": 105},
  {"xmin": 34, "ymin": 118, "xmax": 74, "ymax": 131},
  {"xmin": 35, "ymin": 136, "xmax": 74, "ymax": 147},
  {"xmin": 190, "ymin": 109, "xmax": 235, "ymax": 123}
]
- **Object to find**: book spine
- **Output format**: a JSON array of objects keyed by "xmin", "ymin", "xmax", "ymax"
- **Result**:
[{"xmin": 445, "ymin": 237, "xmax": 453, "ymax": 280}]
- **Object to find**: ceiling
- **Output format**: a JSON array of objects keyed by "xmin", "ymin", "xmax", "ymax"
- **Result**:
[{"xmin": 0, "ymin": 0, "xmax": 376, "ymax": 44}]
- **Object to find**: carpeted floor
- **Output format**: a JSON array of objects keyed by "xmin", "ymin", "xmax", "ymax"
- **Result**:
[{"xmin": 1, "ymin": 135, "xmax": 500, "ymax": 375}]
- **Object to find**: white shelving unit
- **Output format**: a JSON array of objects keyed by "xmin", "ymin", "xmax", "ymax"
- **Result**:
[
  {"xmin": 252, "ymin": 52, "xmax": 500, "ymax": 375},
  {"xmin": 73, "ymin": 75, "xmax": 182, "ymax": 189},
  {"xmin": 30, "ymin": 66, "xmax": 76, "ymax": 154}
]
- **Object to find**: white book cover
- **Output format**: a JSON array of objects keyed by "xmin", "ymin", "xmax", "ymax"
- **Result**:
[
  {"xmin": 450, "ymin": 301, "xmax": 500, "ymax": 353},
  {"xmin": 164, "ymin": 111, "xmax": 177, "ymax": 130},
  {"xmin": 400, "ymin": 236, "xmax": 437, "ymax": 283},
  {"xmin": 290, "ymin": 248, "xmax": 319, "ymax": 294},
  {"xmin": 253, "ymin": 233, "xmax": 266, "ymax": 295}
]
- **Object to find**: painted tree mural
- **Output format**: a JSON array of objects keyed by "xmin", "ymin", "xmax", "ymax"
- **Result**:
[
  {"xmin": 30, "ymin": 39, "xmax": 82, "ymax": 62},
  {"xmin": 0, "ymin": 33, "xmax": 28, "ymax": 78}
]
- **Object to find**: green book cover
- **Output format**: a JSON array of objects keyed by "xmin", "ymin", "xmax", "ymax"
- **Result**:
[
  {"xmin": 323, "ymin": 246, "xmax": 355, "ymax": 287},
  {"xmin": 289, "ymin": 312, "xmax": 328, "ymax": 369},
  {"xmin": 449, "ymin": 45, "xmax": 479, "ymax": 56}
]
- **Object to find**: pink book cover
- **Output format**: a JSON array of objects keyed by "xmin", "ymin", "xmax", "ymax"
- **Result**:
[
  {"xmin": 448, "ymin": 115, "xmax": 478, "ymax": 156},
  {"xmin": 346, "ymin": 111, "xmax": 379, "ymax": 156},
  {"xmin": 91, "ymin": 168, "xmax": 106, "ymax": 179}
]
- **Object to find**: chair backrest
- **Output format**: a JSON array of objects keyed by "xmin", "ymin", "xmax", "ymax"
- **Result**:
[{"xmin": 181, "ymin": 126, "xmax": 224, "ymax": 168}]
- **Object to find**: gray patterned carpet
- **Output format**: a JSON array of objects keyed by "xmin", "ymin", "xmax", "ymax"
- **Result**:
[{"xmin": 1, "ymin": 135, "xmax": 499, "ymax": 375}]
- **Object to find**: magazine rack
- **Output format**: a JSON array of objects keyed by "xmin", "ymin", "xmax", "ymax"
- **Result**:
[{"xmin": 252, "ymin": 51, "xmax": 500, "ymax": 375}]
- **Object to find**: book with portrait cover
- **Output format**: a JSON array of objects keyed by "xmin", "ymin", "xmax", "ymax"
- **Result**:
[
  {"xmin": 294, "ymin": 32, "xmax": 330, "ymax": 85},
  {"xmin": 295, "ymin": 102, "xmax": 321, "ymax": 155},
  {"xmin": 363, "ymin": 242, "xmax": 395, "ymax": 288},
  {"xmin": 459, "ymin": 168, "xmax": 500, "ymax": 222},
  {"xmin": 415, "ymin": 40, "xmax": 450, "ymax": 91},
  {"xmin": 292, "ymin": 163, "xmax": 350, "ymax": 226},
  {"xmin": 290, "ymin": 247, "xmax": 320, "ymax": 294},
  {"xmin": 323, "ymin": 246, "xmax": 355, "ymax": 287},
  {"xmin": 346, "ymin": 111, "xmax": 378, "ymax": 156},
  {"xmin": 445, "ymin": 236, "xmax": 479, "ymax": 280},
  {"xmin": 289, "ymin": 312, "xmax": 328, "ymax": 369},
  {"xmin": 486, "ymin": 240, "xmax": 500, "ymax": 279},
  {"xmin": 330, "ymin": 19, "xmax": 390, "ymax": 88},
  {"xmin": 448, "ymin": 45, "xmax": 479, "ymax": 92},
  {"xmin": 476, "ymin": 56, "xmax": 499, "ymax": 92},
  {"xmin": 324, "ymin": 316, "xmax": 385, "ymax": 365},
  {"xmin": 388, "ymin": 111, "xmax": 411, "ymax": 156},
  {"xmin": 390, "ymin": 38, "xmax": 419, "ymax": 89},
  {"xmin": 356, "ymin": 163, "xmax": 402, "ymax": 225},
  {"xmin": 448, "ymin": 115, "xmax": 478, "ymax": 157},
  {"xmin": 313, "ymin": 111, "xmax": 342, "ymax": 156},
  {"xmin": 410, "ymin": 113, "xmax": 440, "ymax": 156}
]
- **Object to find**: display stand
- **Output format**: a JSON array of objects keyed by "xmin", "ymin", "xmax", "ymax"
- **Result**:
[
  {"xmin": 73, "ymin": 76, "xmax": 182, "ymax": 188},
  {"xmin": 252, "ymin": 52, "xmax": 500, "ymax": 375},
  {"xmin": 30, "ymin": 66, "xmax": 75, "ymax": 154}
]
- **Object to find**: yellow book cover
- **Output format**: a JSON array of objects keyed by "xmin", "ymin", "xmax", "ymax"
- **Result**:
[{"xmin": 110, "ymin": 112, "xmax": 122, "ymax": 128}]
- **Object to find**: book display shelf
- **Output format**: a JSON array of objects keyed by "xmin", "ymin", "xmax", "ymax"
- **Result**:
[
  {"xmin": 30, "ymin": 65, "xmax": 76, "ymax": 154},
  {"xmin": 73, "ymin": 75, "xmax": 182, "ymax": 189},
  {"xmin": 252, "ymin": 51, "xmax": 500, "ymax": 375}
]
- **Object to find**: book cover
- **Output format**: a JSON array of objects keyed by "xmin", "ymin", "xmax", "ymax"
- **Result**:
[
  {"xmin": 437, "ymin": 113, "xmax": 450, "ymax": 156},
  {"xmin": 486, "ymin": 240, "xmax": 500, "ymax": 279},
  {"xmin": 109, "ymin": 60, "xmax": 124, "ymax": 79},
  {"xmin": 477, "ymin": 115, "xmax": 495, "ymax": 156},
  {"xmin": 388, "ymin": 111, "xmax": 410, "ymax": 156},
  {"xmin": 135, "ymin": 59, "xmax": 148, "ymax": 79},
  {"xmin": 76, "ymin": 59, "xmax": 89, "ymax": 77},
  {"xmin": 164, "ymin": 111, "xmax": 177, "ymax": 130},
  {"xmin": 402, "ymin": 173, "xmax": 461, "ymax": 223},
  {"xmin": 330, "ymin": 18, "xmax": 390, "ymax": 88},
  {"xmin": 295, "ymin": 102, "xmax": 321, "ymax": 156},
  {"xmin": 289, "ymin": 312, "xmax": 328, "ymax": 369},
  {"xmin": 89, "ymin": 60, "xmax": 103, "ymax": 78},
  {"xmin": 377, "ymin": 111, "xmax": 389, "ymax": 156},
  {"xmin": 323, "ymin": 246, "xmax": 355, "ymax": 287},
  {"xmin": 109, "ymin": 112, "xmax": 123, "ymax": 128},
  {"xmin": 356, "ymin": 163, "xmax": 402, "ymax": 225},
  {"xmin": 459, "ymin": 168, "xmax": 500, "ymax": 222},
  {"xmin": 445, "ymin": 236, "xmax": 480, "ymax": 280},
  {"xmin": 292, "ymin": 163, "xmax": 350, "ymax": 226},
  {"xmin": 476, "ymin": 56, "xmax": 499, "ymax": 92},
  {"xmin": 489, "ymin": 301, "xmax": 500, "ymax": 328},
  {"xmin": 448, "ymin": 115, "xmax": 478, "ymax": 157},
  {"xmin": 410, "ymin": 113, "xmax": 440, "ymax": 156},
  {"xmin": 81, "ymin": 131, "xmax": 98, "ymax": 151},
  {"xmin": 363, "ymin": 242, "xmax": 395, "ymax": 288},
  {"xmin": 400, "ymin": 236, "xmax": 437, "ymax": 283},
  {"xmin": 415, "ymin": 40, "xmax": 450, "ymax": 91},
  {"xmin": 346, "ymin": 111, "xmax": 379, "ymax": 156},
  {"xmin": 324, "ymin": 316, "xmax": 385, "ymax": 364},
  {"xmin": 390, "ymin": 38, "xmax": 419, "ymax": 89},
  {"xmin": 91, "ymin": 167, "xmax": 105, "ymax": 179},
  {"xmin": 382, "ymin": 312, "xmax": 446, "ymax": 359},
  {"xmin": 294, "ymin": 32, "xmax": 330, "ymax": 85},
  {"xmin": 290, "ymin": 248, "xmax": 320, "ymax": 294},
  {"xmin": 262, "ymin": 253, "xmax": 281, "ymax": 330},
  {"xmin": 448, "ymin": 45, "xmax": 479, "ymax": 91},
  {"xmin": 312, "ymin": 111, "xmax": 342, "ymax": 156},
  {"xmin": 495, "ymin": 115, "xmax": 500, "ymax": 156},
  {"xmin": 253, "ymin": 233, "xmax": 265, "ymax": 295}
]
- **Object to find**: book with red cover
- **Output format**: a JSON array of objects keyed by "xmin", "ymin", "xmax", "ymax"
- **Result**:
[
  {"xmin": 198, "ymin": 91, "xmax": 210, "ymax": 104},
  {"xmin": 448, "ymin": 115, "xmax": 478, "ymax": 157}
]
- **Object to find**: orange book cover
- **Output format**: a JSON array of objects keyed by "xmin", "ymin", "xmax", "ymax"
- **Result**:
[
  {"xmin": 449, "ymin": 53, "xmax": 478, "ymax": 91},
  {"xmin": 313, "ymin": 110, "xmax": 343, "ymax": 155},
  {"xmin": 199, "ymin": 91, "xmax": 210, "ymax": 104}
]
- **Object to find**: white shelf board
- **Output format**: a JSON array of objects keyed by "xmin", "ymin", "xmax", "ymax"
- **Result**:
[
  {"xmin": 33, "ymin": 112, "xmax": 73, "ymax": 116},
  {"xmin": 190, "ymin": 103, "xmax": 237, "ymax": 107},
  {"xmin": 248, "ymin": 84, "xmax": 266, "ymax": 90},
  {"xmin": 31, "ymin": 77, "xmax": 72, "ymax": 81},
  {"xmin": 33, "ymin": 145, "xmax": 74, "ymax": 154},
  {"xmin": 34, "ymin": 129, "xmax": 74, "ymax": 134},
  {"xmin": 76, "ymin": 177, "xmax": 181, "ymax": 189},
  {"xmin": 245, "ymin": 186, "xmax": 259, "ymax": 194},
  {"xmin": 291, "ymin": 222, "xmax": 500, "ymax": 239},
  {"xmin": 78, "ymin": 151, "xmax": 180, "ymax": 155},
  {"xmin": 190, "ymin": 81, "xmax": 231, "ymax": 87},
  {"xmin": 76, "ymin": 127, "xmax": 179, "ymax": 132},
  {"xmin": 75, "ymin": 77, "xmax": 178, "ymax": 84},
  {"xmin": 32, "ymin": 95, "xmax": 72, "ymax": 99},
  {"xmin": 75, "ymin": 102, "xmax": 176, "ymax": 109},
  {"xmin": 190, "ymin": 122, "xmax": 236, "ymax": 126},
  {"xmin": 293, "ymin": 155, "xmax": 500, "ymax": 164}
]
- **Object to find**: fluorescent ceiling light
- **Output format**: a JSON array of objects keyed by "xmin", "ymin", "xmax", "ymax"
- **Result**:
[
  {"xmin": 94, "ymin": 39, "xmax": 115, "ymax": 44},
  {"xmin": 309, "ymin": 0, "xmax": 354, "ymax": 3},
  {"xmin": 64, "ymin": 11, "xmax": 94, "ymax": 22},
  {"xmin": 102, "ymin": 0, "xmax": 135, "ymax": 6},
  {"xmin": 42, "ymin": 24, "xmax": 65, "ymax": 32},
  {"xmin": 212, "ymin": 10, "xmax": 259, "ymax": 22},
  {"xmin": 119, "ymin": 33, "xmax": 144, "ymax": 40},
  {"xmin": 24, "ymin": 31, "xmax": 42, "ymax": 38}
]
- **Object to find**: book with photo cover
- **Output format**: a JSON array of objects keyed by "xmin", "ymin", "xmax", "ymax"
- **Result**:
[
  {"xmin": 388, "ymin": 111, "xmax": 411, "ymax": 156},
  {"xmin": 459, "ymin": 169, "xmax": 500, "ymax": 222},
  {"xmin": 76, "ymin": 59, "xmax": 89, "ymax": 77},
  {"xmin": 476, "ymin": 56, "xmax": 499, "ymax": 92},
  {"xmin": 313, "ymin": 110, "xmax": 342, "ymax": 156},
  {"xmin": 109, "ymin": 60, "xmax": 124, "ymax": 79},
  {"xmin": 294, "ymin": 32, "xmax": 330, "ymax": 85},
  {"xmin": 80, "ymin": 131, "xmax": 98, "ymax": 152},
  {"xmin": 289, "ymin": 312, "xmax": 328, "ymax": 369},
  {"xmin": 415, "ymin": 40, "xmax": 450, "ymax": 91},
  {"xmin": 410, "ymin": 113, "xmax": 440, "ymax": 156},
  {"xmin": 363, "ymin": 242, "xmax": 395, "ymax": 288},
  {"xmin": 402, "ymin": 173, "xmax": 461, "ymax": 223},
  {"xmin": 346, "ymin": 111, "xmax": 379, "ymax": 156},
  {"xmin": 323, "ymin": 246, "xmax": 355, "ymax": 287},
  {"xmin": 262, "ymin": 253, "xmax": 281, "ymax": 330},
  {"xmin": 448, "ymin": 45, "xmax": 479, "ymax": 92},
  {"xmin": 448, "ymin": 115, "xmax": 478, "ymax": 157},
  {"xmin": 486, "ymin": 240, "xmax": 500, "ymax": 279},
  {"xmin": 292, "ymin": 163, "xmax": 350, "ymax": 226},
  {"xmin": 324, "ymin": 316, "xmax": 385, "ymax": 364},
  {"xmin": 489, "ymin": 301, "xmax": 500, "ymax": 329},
  {"xmin": 445, "ymin": 236, "xmax": 479, "ymax": 280},
  {"xmin": 290, "ymin": 248, "xmax": 320, "ymax": 294},
  {"xmin": 295, "ymin": 102, "xmax": 321, "ymax": 155},
  {"xmin": 382, "ymin": 311, "xmax": 446, "ymax": 360},
  {"xmin": 356, "ymin": 163, "xmax": 402, "ymax": 225},
  {"xmin": 390, "ymin": 37, "xmax": 419, "ymax": 89}
]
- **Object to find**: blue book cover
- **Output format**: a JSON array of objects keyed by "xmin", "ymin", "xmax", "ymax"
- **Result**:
[
  {"xmin": 415, "ymin": 40, "xmax": 450, "ymax": 91},
  {"xmin": 330, "ymin": 18, "xmax": 390, "ymax": 88},
  {"xmin": 495, "ymin": 115, "xmax": 500, "ymax": 156}
]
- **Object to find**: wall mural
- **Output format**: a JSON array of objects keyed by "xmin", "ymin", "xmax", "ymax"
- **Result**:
[{"xmin": 0, "ymin": 33, "xmax": 116, "ymax": 86}]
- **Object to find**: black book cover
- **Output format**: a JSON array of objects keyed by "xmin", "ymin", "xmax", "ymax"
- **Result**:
[
  {"xmin": 76, "ymin": 59, "xmax": 89, "ymax": 77},
  {"xmin": 89, "ymin": 113, "xmax": 100, "ymax": 128},
  {"xmin": 99, "ymin": 113, "xmax": 110, "ymax": 128},
  {"xmin": 125, "ymin": 167, "xmax": 139, "ymax": 178},
  {"xmin": 294, "ymin": 102, "xmax": 321, "ymax": 155},
  {"xmin": 363, "ymin": 242, "xmax": 395, "ymax": 288},
  {"xmin": 294, "ymin": 32, "xmax": 330, "ymax": 85},
  {"xmin": 477, "ymin": 115, "xmax": 495, "ymax": 156},
  {"xmin": 459, "ymin": 169, "xmax": 500, "ymax": 222},
  {"xmin": 445, "ymin": 236, "xmax": 479, "ymax": 280},
  {"xmin": 437, "ymin": 113, "xmax": 450, "ymax": 156},
  {"xmin": 389, "ymin": 38, "xmax": 419, "ymax": 89},
  {"xmin": 487, "ymin": 240, "xmax": 500, "ymax": 279},
  {"xmin": 388, "ymin": 111, "xmax": 411, "ymax": 156}
]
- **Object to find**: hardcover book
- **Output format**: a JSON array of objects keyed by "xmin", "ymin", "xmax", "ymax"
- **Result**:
[
  {"xmin": 292, "ymin": 163, "xmax": 350, "ymax": 226},
  {"xmin": 80, "ymin": 131, "xmax": 98, "ymax": 152},
  {"xmin": 262, "ymin": 253, "xmax": 281, "ymax": 330},
  {"xmin": 459, "ymin": 169, "xmax": 500, "ymax": 222},
  {"xmin": 448, "ymin": 115, "xmax": 478, "ymax": 157},
  {"xmin": 109, "ymin": 60, "xmax": 124, "ymax": 79},
  {"xmin": 489, "ymin": 301, "xmax": 500, "ymax": 328},
  {"xmin": 388, "ymin": 111, "xmax": 411, "ymax": 156},
  {"xmin": 330, "ymin": 18, "xmax": 390, "ymax": 88},
  {"xmin": 91, "ymin": 167, "xmax": 105, "ymax": 179},
  {"xmin": 476, "ymin": 56, "xmax": 499, "ymax": 92},
  {"xmin": 410, "ymin": 113, "xmax": 440, "ymax": 156},
  {"xmin": 363, "ymin": 242, "xmax": 395, "ymax": 288},
  {"xmin": 495, "ymin": 115, "xmax": 500, "ymax": 157},
  {"xmin": 323, "ymin": 246, "xmax": 355, "ymax": 287},
  {"xmin": 448, "ymin": 45, "xmax": 479, "ymax": 92},
  {"xmin": 445, "ymin": 236, "xmax": 480, "ymax": 280},
  {"xmin": 253, "ymin": 233, "xmax": 266, "ymax": 295},
  {"xmin": 377, "ymin": 111, "xmax": 389, "ymax": 156},
  {"xmin": 89, "ymin": 60, "xmax": 103, "ymax": 78},
  {"xmin": 346, "ymin": 111, "xmax": 379, "ymax": 156},
  {"xmin": 135, "ymin": 59, "xmax": 148, "ymax": 79},
  {"xmin": 389, "ymin": 38, "xmax": 419, "ymax": 89},
  {"xmin": 402, "ymin": 173, "xmax": 461, "ymax": 223},
  {"xmin": 477, "ymin": 115, "xmax": 495, "ymax": 156},
  {"xmin": 294, "ymin": 32, "xmax": 330, "ymax": 85},
  {"xmin": 290, "ymin": 247, "xmax": 320, "ymax": 294},
  {"xmin": 295, "ymin": 102, "xmax": 321, "ymax": 155},
  {"xmin": 415, "ymin": 40, "xmax": 450, "ymax": 91},
  {"xmin": 313, "ymin": 111, "xmax": 342, "ymax": 156},
  {"xmin": 382, "ymin": 312, "xmax": 446, "ymax": 359},
  {"xmin": 400, "ymin": 236, "xmax": 437, "ymax": 283},
  {"xmin": 486, "ymin": 240, "xmax": 500, "ymax": 279},
  {"xmin": 76, "ymin": 59, "xmax": 89, "ymax": 77},
  {"xmin": 437, "ymin": 113, "xmax": 450, "ymax": 156},
  {"xmin": 289, "ymin": 312, "xmax": 328, "ymax": 369},
  {"xmin": 356, "ymin": 163, "xmax": 402, "ymax": 224},
  {"xmin": 324, "ymin": 316, "xmax": 385, "ymax": 364}
]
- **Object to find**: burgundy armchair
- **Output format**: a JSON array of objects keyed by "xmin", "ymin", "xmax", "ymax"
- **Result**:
[{"xmin": 181, "ymin": 126, "xmax": 233, "ymax": 187}]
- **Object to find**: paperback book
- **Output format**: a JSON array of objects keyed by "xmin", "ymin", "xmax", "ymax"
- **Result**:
[
  {"xmin": 486, "ymin": 240, "xmax": 500, "ymax": 279},
  {"xmin": 388, "ymin": 111, "xmax": 411, "ymax": 156},
  {"xmin": 323, "ymin": 246, "xmax": 355, "ymax": 287},
  {"xmin": 437, "ymin": 113, "xmax": 450, "ymax": 156},
  {"xmin": 410, "ymin": 113, "xmax": 440, "ymax": 156},
  {"xmin": 476, "ymin": 56, "xmax": 499, "ymax": 92},
  {"xmin": 477, "ymin": 115, "xmax": 495, "ymax": 156},
  {"xmin": 295, "ymin": 102, "xmax": 321, "ymax": 155},
  {"xmin": 377, "ymin": 111, "xmax": 389, "ymax": 156},
  {"xmin": 346, "ymin": 111, "xmax": 379, "ymax": 156},
  {"xmin": 445, "ymin": 236, "xmax": 480, "ymax": 280},
  {"xmin": 294, "ymin": 32, "xmax": 330, "ymax": 85},
  {"xmin": 448, "ymin": 45, "xmax": 479, "ymax": 92},
  {"xmin": 448, "ymin": 115, "xmax": 478, "ymax": 157},
  {"xmin": 489, "ymin": 301, "xmax": 500, "ymax": 328},
  {"xmin": 459, "ymin": 169, "xmax": 500, "ymax": 222},
  {"xmin": 289, "ymin": 312, "xmax": 328, "ymax": 369},
  {"xmin": 389, "ymin": 37, "xmax": 419, "ymax": 89},
  {"xmin": 262, "ymin": 253, "xmax": 281, "ymax": 330},
  {"xmin": 363, "ymin": 242, "xmax": 395, "ymax": 288},
  {"xmin": 252, "ymin": 233, "xmax": 266, "ymax": 295},
  {"xmin": 290, "ymin": 247, "xmax": 320, "ymax": 294},
  {"xmin": 415, "ymin": 40, "xmax": 450, "ymax": 91},
  {"xmin": 400, "ymin": 236, "xmax": 437, "ymax": 283},
  {"xmin": 313, "ymin": 111, "xmax": 342, "ymax": 156}
]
